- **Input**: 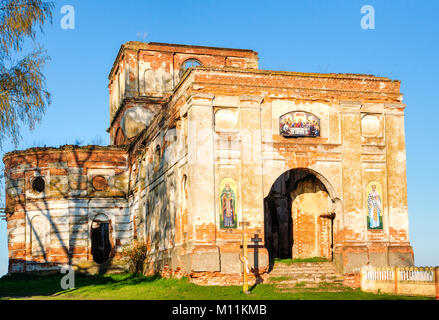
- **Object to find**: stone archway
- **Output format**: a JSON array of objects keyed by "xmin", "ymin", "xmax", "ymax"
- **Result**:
[{"xmin": 264, "ymin": 168, "xmax": 336, "ymax": 262}]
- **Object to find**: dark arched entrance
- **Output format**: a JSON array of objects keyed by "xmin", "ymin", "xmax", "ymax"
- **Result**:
[
  {"xmin": 91, "ymin": 214, "xmax": 112, "ymax": 264},
  {"xmin": 264, "ymin": 168, "xmax": 335, "ymax": 262}
]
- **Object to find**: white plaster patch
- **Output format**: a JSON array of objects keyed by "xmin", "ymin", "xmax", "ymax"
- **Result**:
[
  {"xmin": 361, "ymin": 115, "xmax": 381, "ymax": 137},
  {"xmin": 121, "ymin": 106, "xmax": 155, "ymax": 139}
]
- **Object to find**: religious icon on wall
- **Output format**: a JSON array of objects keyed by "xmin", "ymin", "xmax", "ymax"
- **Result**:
[
  {"xmin": 279, "ymin": 111, "xmax": 320, "ymax": 137},
  {"xmin": 219, "ymin": 178, "xmax": 237, "ymax": 229},
  {"xmin": 366, "ymin": 181, "xmax": 383, "ymax": 230}
]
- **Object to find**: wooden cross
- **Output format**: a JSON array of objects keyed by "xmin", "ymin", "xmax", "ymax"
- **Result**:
[
  {"xmin": 238, "ymin": 218, "xmax": 265, "ymax": 294},
  {"xmin": 249, "ymin": 234, "xmax": 264, "ymax": 271},
  {"xmin": 250, "ymin": 234, "xmax": 263, "ymax": 246}
]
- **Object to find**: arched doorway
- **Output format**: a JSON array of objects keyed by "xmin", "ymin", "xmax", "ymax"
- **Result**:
[
  {"xmin": 264, "ymin": 168, "xmax": 336, "ymax": 262},
  {"xmin": 90, "ymin": 214, "xmax": 112, "ymax": 264}
]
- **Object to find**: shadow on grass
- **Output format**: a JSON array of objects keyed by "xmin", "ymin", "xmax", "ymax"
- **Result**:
[
  {"xmin": 0, "ymin": 273, "xmax": 162, "ymax": 299},
  {"xmin": 0, "ymin": 273, "xmax": 433, "ymax": 300}
]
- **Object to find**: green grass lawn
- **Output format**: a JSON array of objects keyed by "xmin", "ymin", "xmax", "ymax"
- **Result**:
[
  {"xmin": 0, "ymin": 273, "xmax": 432, "ymax": 300},
  {"xmin": 274, "ymin": 257, "xmax": 329, "ymax": 264}
]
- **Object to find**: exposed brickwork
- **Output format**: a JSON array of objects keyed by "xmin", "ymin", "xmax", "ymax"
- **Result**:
[
  {"xmin": 343, "ymin": 273, "xmax": 361, "ymax": 289},
  {"xmin": 3, "ymin": 41, "xmax": 414, "ymax": 281},
  {"xmin": 389, "ymin": 227, "xmax": 408, "ymax": 242},
  {"xmin": 318, "ymin": 216, "xmax": 332, "ymax": 259}
]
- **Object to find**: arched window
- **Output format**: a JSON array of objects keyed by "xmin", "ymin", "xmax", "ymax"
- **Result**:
[
  {"xmin": 91, "ymin": 214, "xmax": 112, "ymax": 264},
  {"xmin": 179, "ymin": 59, "xmax": 202, "ymax": 78},
  {"xmin": 182, "ymin": 175, "xmax": 188, "ymax": 203},
  {"xmin": 180, "ymin": 175, "xmax": 188, "ymax": 241},
  {"xmin": 154, "ymin": 144, "xmax": 161, "ymax": 172}
]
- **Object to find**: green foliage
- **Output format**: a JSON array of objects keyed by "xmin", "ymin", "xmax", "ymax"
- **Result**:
[
  {"xmin": 0, "ymin": 273, "xmax": 432, "ymax": 300},
  {"xmin": 0, "ymin": 0, "xmax": 54, "ymax": 147},
  {"xmin": 121, "ymin": 240, "xmax": 149, "ymax": 274}
]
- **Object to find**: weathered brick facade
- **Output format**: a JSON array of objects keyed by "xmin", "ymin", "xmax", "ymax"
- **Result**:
[
  {"xmin": 3, "ymin": 146, "xmax": 129, "ymax": 273},
  {"xmin": 3, "ymin": 42, "xmax": 414, "ymax": 284}
]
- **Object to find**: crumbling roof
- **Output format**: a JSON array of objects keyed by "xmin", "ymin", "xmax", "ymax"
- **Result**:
[{"xmin": 3, "ymin": 144, "xmax": 128, "ymax": 161}]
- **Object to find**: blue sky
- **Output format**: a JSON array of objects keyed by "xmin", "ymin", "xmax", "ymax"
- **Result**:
[{"xmin": 1, "ymin": 0, "xmax": 438, "ymax": 276}]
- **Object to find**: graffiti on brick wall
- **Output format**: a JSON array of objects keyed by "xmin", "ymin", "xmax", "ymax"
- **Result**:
[
  {"xmin": 219, "ymin": 178, "xmax": 237, "ymax": 229},
  {"xmin": 279, "ymin": 111, "xmax": 320, "ymax": 137},
  {"xmin": 366, "ymin": 181, "xmax": 383, "ymax": 230}
]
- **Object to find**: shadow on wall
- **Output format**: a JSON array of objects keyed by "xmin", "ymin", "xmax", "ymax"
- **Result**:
[
  {"xmin": 129, "ymin": 131, "xmax": 178, "ymax": 275},
  {"xmin": 2, "ymin": 145, "xmax": 129, "ymax": 274}
]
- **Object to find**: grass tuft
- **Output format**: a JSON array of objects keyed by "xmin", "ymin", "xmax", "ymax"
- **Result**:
[
  {"xmin": 295, "ymin": 281, "xmax": 307, "ymax": 287},
  {"xmin": 269, "ymin": 276, "xmax": 291, "ymax": 282},
  {"xmin": 274, "ymin": 257, "xmax": 329, "ymax": 264}
]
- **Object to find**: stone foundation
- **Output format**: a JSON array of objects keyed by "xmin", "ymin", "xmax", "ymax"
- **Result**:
[
  {"xmin": 161, "ymin": 265, "xmax": 269, "ymax": 286},
  {"xmin": 334, "ymin": 245, "xmax": 414, "ymax": 274}
]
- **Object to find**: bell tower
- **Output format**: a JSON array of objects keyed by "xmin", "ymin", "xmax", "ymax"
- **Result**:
[{"xmin": 107, "ymin": 42, "xmax": 258, "ymax": 145}]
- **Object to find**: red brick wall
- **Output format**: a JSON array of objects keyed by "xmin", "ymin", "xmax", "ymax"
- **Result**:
[
  {"xmin": 318, "ymin": 216, "xmax": 332, "ymax": 259},
  {"xmin": 343, "ymin": 273, "xmax": 361, "ymax": 289}
]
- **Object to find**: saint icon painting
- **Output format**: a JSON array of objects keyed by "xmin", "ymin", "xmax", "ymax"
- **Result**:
[
  {"xmin": 366, "ymin": 182, "xmax": 383, "ymax": 230},
  {"xmin": 219, "ymin": 178, "xmax": 237, "ymax": 229}
]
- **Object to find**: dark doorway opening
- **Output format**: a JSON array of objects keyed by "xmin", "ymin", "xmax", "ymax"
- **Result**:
[
  {"xmin": 91, "ymin": 221, "xmax": 111, "ymax": 264},
  {"xmin": 264, "ymin": 168, "xmax": 334, "ymax": 264}
]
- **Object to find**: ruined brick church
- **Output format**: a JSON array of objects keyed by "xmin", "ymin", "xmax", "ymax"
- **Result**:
[{"xmin": 3, "ymin": 42, "xmax": 414, "ymax": 284}]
